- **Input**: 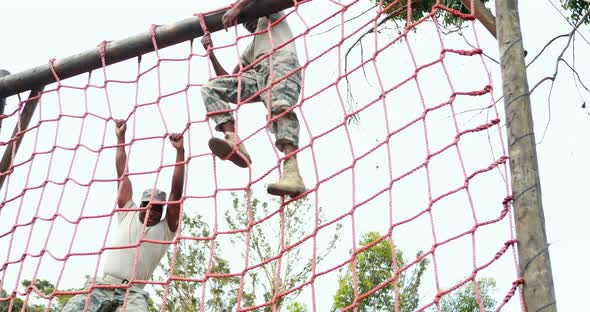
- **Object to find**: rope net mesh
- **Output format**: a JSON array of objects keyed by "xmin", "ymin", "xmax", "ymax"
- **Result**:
[{"xmin": 0, "ymin": 1, "xmax": 524, "ymax": 311}]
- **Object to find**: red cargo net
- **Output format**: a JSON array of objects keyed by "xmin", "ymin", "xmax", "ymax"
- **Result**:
[{"xmin": 0, "ymin": 1, "xmax": 523, "ymax": 311}]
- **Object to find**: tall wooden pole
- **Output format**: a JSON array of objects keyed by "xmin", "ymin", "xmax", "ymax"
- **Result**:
[
  {"xmin": 0, "ymin": 0, "xmax": 304, "ymax": 98},
  {"xmin": 495, "ymin": 1, "xmax": 557, "ymax": 311}
]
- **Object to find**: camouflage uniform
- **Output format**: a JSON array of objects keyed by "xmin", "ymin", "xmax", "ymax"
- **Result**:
[
  {"xmin": 61, "ymin": 278, "xmax": 149, "ymax": 312},
  {"xmin": 201, "ymin": 50, "xmax": 302, "ymax": 152}
]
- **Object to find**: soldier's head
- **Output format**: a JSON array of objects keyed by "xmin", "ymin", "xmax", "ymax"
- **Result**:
[
  {"xmin": 138, "ymin": 188, "xmax": 166, "ymax": 226},
  {"xmin": 243, "ymin": 18, "xmax": 258, "ymax": 33}
]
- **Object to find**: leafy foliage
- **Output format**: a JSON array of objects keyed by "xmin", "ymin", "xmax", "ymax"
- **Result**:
[
  {"xmin": 152, "ymin": 192, "xmax": 340, "ymax": 311},
  {"xmin": 0, "ymin": 289, "xmax": 25, "ymax": 312},
  {"xmin": 331, "ymin": 231, "xmax": 498, "ymax": 311},
  {"xmin": 1, "ymin": 279, "xmax": 81, "ymax": 312},
  {"xmin": 226, "ymin": 192, "xmax": 341, "ymax": 311},
  {"xmin": 154, "ymin": 213, "xmax": 248, "ymax": 311},
  {"xmin": 374, "ymin": 0, "xmax": 589, "ymax": 27},
  {"xmin": 20, "ymin": 279, "xmax": 56, "ymax": 312},
  {"xmin": 373, "ymin": 0, "xmax": 491, "ymax": 27},
  {"xmin": 439, "ymin": 278, "xmax": 497, "ymax": 312},
  {"xmin": 561, "ymin": 0, "xmax": 590, "ymax": 24},
  {"xmin": 332, "ymin": 231, "xmax": 429, "ymax": 312},
  {"xmin": 286, "ymin": 301, "xmax": 310, "ymax": 312}
]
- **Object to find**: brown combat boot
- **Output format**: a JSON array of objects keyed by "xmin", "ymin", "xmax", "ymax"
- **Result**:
[
  {"xmin": 208, "ymin": 132, "xmax": 252, "ymax": 168},
  {"xmin": 267, "ymin": 157, "xmax": 306, "ymax": 197}
]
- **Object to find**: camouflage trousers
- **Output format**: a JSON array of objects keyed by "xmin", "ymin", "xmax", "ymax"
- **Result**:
[
  {"xmin": 201, "ymin": 51, "xmax": 302, "ymax": 152},
  {"xmin": 61, "ymin": 278, "xmax": 149, "ymax": 312}
]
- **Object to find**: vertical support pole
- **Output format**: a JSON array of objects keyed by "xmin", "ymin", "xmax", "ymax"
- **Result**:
[
  {"xmin": 0, "ymin": 70, "xmax": 9, "ymax": 128},
  {"xmin": 0, "ymin": 87, "xmax": 43, "ymax": 193},
  {"xmin": 495, "ymin": 1, "xmax": 557, "ymax": 311}
]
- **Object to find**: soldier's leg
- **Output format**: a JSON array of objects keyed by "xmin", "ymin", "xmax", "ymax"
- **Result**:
[
  {"xmin": 256, "ymin": 51, "xmax": 302, "ymax": 152},
  {"xmin": 201, "ymin": 76, "xmax": 239, "ymax": 131},
  {"xmin": 114, "ymin": 288, "xmax": 149, "ymax": 312},
  {"xmin": 201, "ymin": 74, "xmax": 259, "ymax": 168},
  {"xmin": 258, "ymin": 52, "xmax": 306, "ymax": 197},
  {"xmin": 61, "ymin": 293, "xmax": 95, "ymax": 312},
  {"xmin": 61, "ymin": 282, "xmax": 113, "ymax": 312}
]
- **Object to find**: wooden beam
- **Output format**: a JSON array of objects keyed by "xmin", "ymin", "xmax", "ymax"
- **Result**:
[
  {"xmin": 0, "ymin": 0, "xmax": 304, "ymax": 98},
  {"xmin": 461, "ymin": 0, "xmax": 497, "ymax": 38}
]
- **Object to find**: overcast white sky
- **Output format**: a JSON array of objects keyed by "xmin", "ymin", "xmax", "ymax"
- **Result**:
[{"xmin": 0, "ymin": 0, "xmax": 588, "ymax": 311}]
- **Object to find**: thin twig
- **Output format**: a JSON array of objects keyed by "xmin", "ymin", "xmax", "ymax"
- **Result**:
[
  {"xmin": 569, "ymin": 36, "xmax": 590, "ymax": 114},
  {"xmin": 526, "ymin": 34, "xmax": 569, "ymax": 68},
  {"xmin": 457, "ymin": 27, "xmax": 499, "ymax": 64},
  {"xmin": 528, "ymin": 9, "xmax": 590, "ymax": 144},
  {"xmin": 344, "ymin": 5, "xmax": 407, "ymax": 124},
  {"xmin": 544, "ymin": 0, "xmax": 590, "ymax": 46},
  {"xmin": 562, "ymin": 59, "xmax": 590, "ymax": 94},
  {"xmin": 312, "ymin": 4, "xmax": 378, "ymax": 37},
  {"xmin": 439, "ymin": 23, "xmax": 468, "ymax": 36}
]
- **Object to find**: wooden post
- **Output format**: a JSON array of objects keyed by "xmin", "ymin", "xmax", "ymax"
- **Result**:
[
  {"xmin": 0, "ymin": 70, "xmax": 9, "ymax": 128},
  {"xmin": 0, "ymin": 0, "xmax": 304, "ymax": 98},
  {"xmin": 0, "ymin": 87, "xmax": 44, "ymax": 192},
  {"xmin": 495, "ymin": 0, "xmax": 556, "ymax": 311}
]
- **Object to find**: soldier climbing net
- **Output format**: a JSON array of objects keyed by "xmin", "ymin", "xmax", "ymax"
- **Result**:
[{"xmin": 0, "ymin": 0, "xmax": 525, "ymax": 311}]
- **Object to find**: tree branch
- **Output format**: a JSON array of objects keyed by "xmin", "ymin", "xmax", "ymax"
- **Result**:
[
  {"xmin": 344, "ymin": 5, "xmax": 408, "ymax": 124},
  {"xmin": 459, "ymin": 0, "xmax": 497, "ymax": 38},
  {"xmin": 456, "ymin": 27, "xmax": 499, "ymax": 64},
  {"xmin": 525, "ymin": 9, "xmax": 590, "ymax": 143},
  {"xmin": 526, "ymin": 34, "xmax": 569, "ymax": 68},
  {"xmin": 312, "ymin": 5, "xmax": 378, "ymax": 37}
]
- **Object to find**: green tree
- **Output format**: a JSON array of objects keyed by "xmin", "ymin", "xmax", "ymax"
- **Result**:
[
  {"xmin": 153, "ymin": 213, "xmax": 251, "ymax": 311},
  {"xmin": 331, "ymin": 232, "xmax": 498, "ymax": 311},
  {"xmin": 226, "ymin": 192, "xmax": 341, "ymax": 311},
  {"xmin": 332, "ymin": 231, "xmax": 429, "ymax": 312},
  {"xmin": 21, "ymin": 279, "xmax": 55, "ymax": 312},
  {"xmin": 345, "ymin": 0, "xmax": 589, "ymax": 125},
  {"xmin": 1, "ymin": 279, "xmax": 76, "ymax": 312},
  {"xmin": 154, "ymin": 213, "xmax": 209, "ymax": 311},
  {"xmin": 439, "ymin": 278, "xmax": 496, "ymax": 312},
  {"xmin": 373, "ymin": 0, "xmax": 491, "ymax": 27},
  {"xmin": 0, "ymin": 289, "xmax": 25, "ymax": 312},
  {"xmin": 54, "ymin": 293, "xmax": 75, "ymax": 312},
  {"xmin": 286, "ymin": 301, "xmax": 310, "ymax": 312},
  {"xmin": 146, "ymin": 297, "xmax": 158, "ymax": 312},
  {"xmin": 372, "ymin": 1, "xmax": 590, "ymax": 26},
  {"xmin": 152, "ymin": 192, "xmax": 340, "ymax": 311},
  {"xmin": 561, "ymin": 0, "xmax": 590, "ymax": 24},
  {"xmin": 5, "ymin": 278, "xmax": 157, "ymax": 312}
]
